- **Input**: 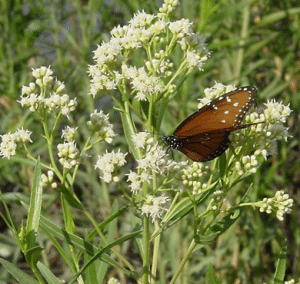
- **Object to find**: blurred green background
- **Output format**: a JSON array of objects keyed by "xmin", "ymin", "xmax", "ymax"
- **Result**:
[{"xmin": 0, "ymin": 0, "xmax": 299, "ymax": 283}]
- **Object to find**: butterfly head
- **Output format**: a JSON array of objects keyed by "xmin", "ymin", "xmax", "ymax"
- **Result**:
[{"xmin": 163, "ymin": 135, "xmax": 183, "ymax": 150}]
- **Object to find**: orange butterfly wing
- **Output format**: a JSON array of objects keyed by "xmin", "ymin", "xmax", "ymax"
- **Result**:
[{"xmin": 165, "ymin": 86, "xmax": 258, "ymax": 162}]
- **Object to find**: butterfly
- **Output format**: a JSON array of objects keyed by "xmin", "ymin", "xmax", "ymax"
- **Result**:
[{"xmin": 163, "ymin": 86, "xmax": 258, "ymax": 162}]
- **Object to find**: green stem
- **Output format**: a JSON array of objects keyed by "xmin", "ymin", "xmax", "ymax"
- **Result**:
[
  {"xmin": 142, "ymin": 216, "xmax": 150, "ymax": 284},
  {"xmin": 151, "ymin": 220, "xmax": 161, "ymax": 284},
  {"xmin": 147, "ymin": 95, "xmax": 154, "ymax": 132},
  {"xmin": 31, "ymin": 264, "xmax": 46, "ymax": 284},
  {"xmin": 42, "ymin": 120, "xmax": 63, "ymax": 181},
  {"xmin": 170, "ymin": 239, "xmax": 197, "ymax": 284},
  {"xmin": 233, "ymin": 5, "xmax": 250, "ymax": 84}
]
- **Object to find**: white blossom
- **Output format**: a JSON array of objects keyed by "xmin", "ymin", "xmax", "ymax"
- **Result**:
[
  {"xmin": 95, "ymin": 149, "xmax": 127, "ymax": 183},
  {"xmin": 141, "ymin": 194, "xmax": 170, "ymax": 222}
]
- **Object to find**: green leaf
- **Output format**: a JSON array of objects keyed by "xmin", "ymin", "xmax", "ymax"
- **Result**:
[
  {"xmin": 19, "ymin": 196, "xmax": 132, "ymax": 275},
  {"xmin": 61, "ymin": 193, "xmax": 75, "ymax": 234},
  {"xmin": 87, "ymin": 205, "xmax": 130, "ymax": 240},
  {"xmin": 26, "ymin": 157, "xmax": 42, "ymax": 249},
  {"xmin": 197, "ymin": 232, "xmax": 221, "ymax": 244},
  {"xmin": 256, "ymin": 7, "xmax": 300, "ymax": 27},
  {"xmin": 70, "ymin": 230, "xmax": 142, "ymax": 284},
  {"xmin": 59, "ymin": 184, "xmax": 83, "ymax": 210},
  {"xmin": 131, "ymin": 214, "xmax": 144, "ymax": 261},
  {"xmin": 106, "ymin": 200, "xmax": 119, "ymax": 243},
  {"xmin": 204, "ymin": 209, "xmax": 242, "ymax": 242},
  {"xmin": 0, "ymin": 257, "xmax": 39, "ymax": 284},
  {"xmin": 218, "ymin": 152, "xmax": 226, "ymax": 179},
  {"xmin": 25, "ymin": 246, "xmax": 44, "ymax": 269},
  {"xmin": 120, "ymin": 112, "xmax": 139, "ymax": 160},
  {"xmin": 151, "ymin": 181, "xmax": 219, "ymax": 239},
  {"xmin": 37, "ymin": 261, "xmax": 63, "ymax": 284},
  {"xmin": 91, "ymin": 200, "xmax": 119, "ymax": 284},
  {"xmin": 206, "ymin": 264, "xmax": 221, "ymax": 284},
  {"xmin": 273, "ymin": 240, "xmax": 288, "ymax": 284}
]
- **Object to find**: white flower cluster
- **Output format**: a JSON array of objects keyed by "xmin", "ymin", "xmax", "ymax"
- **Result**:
[
  {"xmin": 179, "ymin": 162, "xmax": 209, "ymax": 194},
  {"xmin": 31, "ymin": 66, "xmax": 54, "ymax": 87},
  {"xmin": 131, "ymin": 132, "xmax": 186, "ymax": 176},
  {"xmin": 127, "ymin": 132, "xmax": 171, "ymax": 193},
  {"xmin": 40, "ymin": 170, "xmax": 57, "ymax": 189},
  {"xmin": 122, "ymin": 65, "xmax": 161, "ymax": 101},
  {"xmin": 107, "ymin": 278, "xmax": 120, "ymax": 284},
  {"xmin": 141, "ymin": 194, "xmax": 170, "ymax": 222},
  {"xmin": 158, "ymin": 0, "xmax": 179, "ymax": 18},
  {"xmin": 61, "ymin": 126, "xmax": 77, "ymax": 142},
  {"xmin": 264, "ymin": 99, "xmax": 292, "ymax": 124},
  {"xmin": 284, "ymin": 280, "xmax": 295, "ymax": 284},
  {"xmin": 198, "ymin": 82, "xmax": 236, "ymax": 108},
  {"xmin": 95, "ymin": 149, "xmax": 127, "ymax": 183},
  {"xmin": 235, "ymin": 155, "xmax": 259, "ymax": 175},
  {"xmin": 87, "ymin": 110, "xmax": 115, "ymax": 143},
  {"xmin": 19, "ymin": 66, "xmax": 77, "ymax": 118},
  {"xmin": 57, "ymin": 141, "xmax": 80, "ymax": 169},
  {"xmin": 0, "ymin": 128, "xmax": 32, "ymax": 159},
  {"xmin": 230, "ymin": 97, "xmax": 292, "ymax": 169},
  {"xmin": 284, "ymin": 279, "xmax": 300, "ymax": 284},
  {"xmin": 127, "ymin": 170, "xmax": 152, "ymax": 194},
  {"xmin": 259, "ymin": 190, "xmax": 293, "ymax": 221},
  {"xmin": 88, "ymin": 0, "xmax": 209, "ymax": 100},
  {"xmin": 210, "ymin": 190, "xmax": 225, "ymax": 211},
  {"xmin": 266, "ymin": 279, "xmax": 299, "ymax": 284}
]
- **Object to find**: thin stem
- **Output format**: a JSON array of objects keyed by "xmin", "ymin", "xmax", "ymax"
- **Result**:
[
  {"xmin": 142, "ymin": 216, "xmax": 150, "ymax": 284},
  {"xmin": 233, "ymin": 5, "xmax": 250, "ymax": 84},
  {"xmin": 42, "ymin": 119, "xmax": 63, "ymax": 181},
  {"xmin": 169, "ymin": 239, "xmax": 197, "ymax": 284},
  {"xmin": 151, "ymin": 220, "xmax": 161, "ymax": 284}
]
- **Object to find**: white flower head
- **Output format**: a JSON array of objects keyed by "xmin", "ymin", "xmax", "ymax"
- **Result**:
[
  {"xmin": 129, "ymin": 67, "xmax": 162, "ymax": 101},
  {"xmin": 62, "ymin": 126, "xmax": 78, "ymax": 142},
  {"xmin": 0, "ymin": 133, "xmax": 17, "ymax": 159},
  {"xmin": 57, "ymin": 141, "xmax": 80, "ymax": 169},
  {"xmin": 141, "ymin": 194, "xmax": 170, "ymax": 222},
  {"xmin": 32, "ymin": 66, "xmax": 54, "ymax": 87},
  {"xmin": 19, "ymin": 67, "xmax": 76, "ymax": 118},
  {"xmin": 132, "ymin": 132, "xmax": 149, "ymax": 148},
  {"xmin": 169, "ymin": 19, "xmax": 193, "ymax": 39},
  {"xmin": 235, "ymin": 155, "xmax": 258, "ymax": 176},
  {"xmin": 107, "ymin": 277, "xmax": 121, "ymax": 284},
  {"xmin": 198, "ymin": 83, "xmax": 235, "ymax": 108},
  {"xmin": 149, "ymin": 19, "xmax": 167, "ymax": 33},
  {"xmin": 93, "ymin": 40, "xmax": 123, "ymax": 66},
  {"xmin": 129, "ymin": 10, "xmax": 156, "ymax": 28},
  {"xmin": 95, "ymin": 149, "xmax": 127, "ymax": 183},
  {"xmin": 127, "ymin": 170, "xmax": 152, "ymax": 193},
  {"xmin": 186, "ymin": 51, "xmax": 205, "ymax": 70},
  {"xmin": 0, "ymin": 128, "xmax": 32, "ymax": 159},
  {"xmin": 179, "ymin": 162, "xmax": 209, "ymax": 194},
  {"xmin": 259, "ymin": 190, "xmax": 293, "ymax": 221},
  {"xmin": 22, "ymin": 83, "xmax": 36, "ymax": 96},
  {"xmin": 158, "ymin": 0, "xmax": 180, "ymax": 18},
  {"xmin": 87, "ymin": 109, "xmax": 115, "ymax": 143},
  {"xmin": 14, "ymin": 128, "xmax": 32, "ymax": 143},
  {"xmin": 264, "ymin": 99, "xmax": 292, "ymax": 124}
]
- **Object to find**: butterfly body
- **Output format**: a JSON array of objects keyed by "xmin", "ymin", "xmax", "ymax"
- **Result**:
[{"xmin": 164, "ymin": 86, "xmax": 258, "ymax": 162}]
